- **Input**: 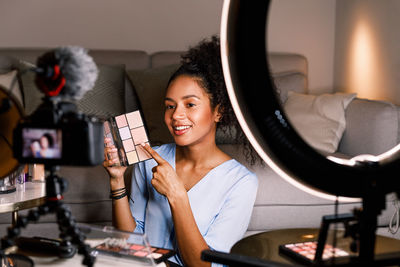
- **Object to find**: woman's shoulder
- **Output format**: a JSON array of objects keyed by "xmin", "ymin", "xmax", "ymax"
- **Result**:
[
  {"xmin": 221, "ymin": 159, "xmax": 258, "ymax": 184},
  {"xmin": 213, "ymin": 159, "xmax": 258, "ymax": 197}
]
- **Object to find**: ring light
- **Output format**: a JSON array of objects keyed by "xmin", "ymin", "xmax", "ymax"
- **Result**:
[{"xmin": 220, "ymin": 0, "xmax": 400, "ymax": 200}]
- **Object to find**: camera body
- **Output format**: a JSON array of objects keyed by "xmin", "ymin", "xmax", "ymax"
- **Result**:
[
  {"xmin": 12, "ymin": 46, "xmax": 103, "ymax": 167},
  {"xmin": 13, "ymin": 98, "xmax": 104, "ymax": 166}
]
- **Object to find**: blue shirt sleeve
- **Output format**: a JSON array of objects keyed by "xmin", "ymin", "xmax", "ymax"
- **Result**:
[
  {"xmin": 203, "ymin": 172, "xmax": 258, "ymax": 252},
  {"xmin": 129, "ymin": 161, "xmax": 149, "ymax": 234}
]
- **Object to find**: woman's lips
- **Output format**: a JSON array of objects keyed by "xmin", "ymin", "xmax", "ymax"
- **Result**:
[{"xmin": 173, "ymin": 125, "xmax": 191, "ymax": 136}]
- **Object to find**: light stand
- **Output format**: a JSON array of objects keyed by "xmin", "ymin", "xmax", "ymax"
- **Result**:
[{"xmin": 0, "ymin": 165, "xmax": 96, "ymax": 266}]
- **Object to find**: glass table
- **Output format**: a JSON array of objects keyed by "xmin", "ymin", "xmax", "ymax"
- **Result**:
[
  {"xmin": 231, "ymin": 228, "xmax": 400, "ymax": 265},
  {"xmin": 0, "ymin": 181, "xmax": 46, "ymax": 225}
]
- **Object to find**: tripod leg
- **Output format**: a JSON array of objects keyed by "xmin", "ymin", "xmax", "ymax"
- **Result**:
[
  {"xmin": 2, "ymin": 170, "xmax": 96, "ymax": 266},
  {"xmin": 55, "ymin": 201, "xmax": 96, "ymax": 267},
  {"xmin": 1, "ymin": 201, "xmax": 51, "ymax": 249}
]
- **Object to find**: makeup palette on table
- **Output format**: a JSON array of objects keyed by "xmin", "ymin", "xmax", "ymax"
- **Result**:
[
  {"xmin": 80, "ymin": 224, "xmax": 175, "ymax": 265},
  {"xmin": 94, "ymin": 237, "xmax": 176, "ymax": 264},
  {"xmin": 103, "ymin": 110, "xmax": 152, "ymax": 166},
  {"xmin": 279, "ymin": 241, "xmax": 350, "ymax": 264}
]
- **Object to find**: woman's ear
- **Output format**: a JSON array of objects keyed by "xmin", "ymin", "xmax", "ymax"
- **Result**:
[{"xmin": 214, "ymin": 104, "xmax": 223, "ymax": 123}]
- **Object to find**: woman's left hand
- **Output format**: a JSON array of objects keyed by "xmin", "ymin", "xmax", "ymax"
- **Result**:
[{"xmin": 142, "ymin": 143, "xmax": 186, "ymax": 199}]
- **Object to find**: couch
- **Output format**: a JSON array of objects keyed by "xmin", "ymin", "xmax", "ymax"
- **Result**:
[{"xmin": 0, "ymin": 48, "xmax": 399, "ymax": 244}]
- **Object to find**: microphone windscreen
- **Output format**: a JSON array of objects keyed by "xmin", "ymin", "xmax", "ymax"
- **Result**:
[{"xmin": 54, "ymin": 46, "xmax": 98, "ymax": 101}]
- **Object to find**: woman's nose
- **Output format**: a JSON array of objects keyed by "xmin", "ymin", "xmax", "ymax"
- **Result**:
[{"xmin": 172, "ymin": 105, "xmax": 185, "ymax": 120}]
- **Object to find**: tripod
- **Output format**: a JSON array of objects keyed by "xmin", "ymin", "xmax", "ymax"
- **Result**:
[{"xmin": 1, "ymin": 165, "xmax": 96, "ymax": 266}]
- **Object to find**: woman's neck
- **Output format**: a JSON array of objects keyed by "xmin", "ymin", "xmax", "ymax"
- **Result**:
[{"xmin": 175, "ymin": 141, "xmax": 230, "ymax": 169}]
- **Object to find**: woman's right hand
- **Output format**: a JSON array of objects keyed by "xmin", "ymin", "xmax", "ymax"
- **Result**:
[{"xmin": 103, "ymin": 138, "xmax": 127, "ymax": 184}]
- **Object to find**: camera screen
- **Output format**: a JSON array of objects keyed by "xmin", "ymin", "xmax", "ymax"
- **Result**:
[{"xmin": 22, "ymin": 128, "xmax": 62, "ymax": 159}]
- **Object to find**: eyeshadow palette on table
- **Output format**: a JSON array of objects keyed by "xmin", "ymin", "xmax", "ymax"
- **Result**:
[
  {"xmin": 104, "ymin": 110, "xmax": 152, "ymax": 165},
  {"xmin": 94, "ymin": 237, "xmax": 175, "ymax": 264},
  {"xmin": 279, "ymin": 241, "xmax": 350, "ymax": 265},
  {"xmin": 79, "ymin": 224, "xmax": 175, "ymax": 266}
]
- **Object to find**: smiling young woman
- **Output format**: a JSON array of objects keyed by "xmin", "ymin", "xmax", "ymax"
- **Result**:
[
  {"xmin": 164, "ymin": 75, "xmax": 221, "ymax": 147},
  {"xmin": 104, "ymin": 36, "xmax": 259, "ymax": 267}
]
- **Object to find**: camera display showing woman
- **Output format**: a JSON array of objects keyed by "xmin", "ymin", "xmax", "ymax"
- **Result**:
[
  {"xmin": 30, "ymin": 132, "xmax": 60, "ymax": 159},
  {"xmin": 103, "ymin": 36, "xmax": 258, "ymax": 267}
]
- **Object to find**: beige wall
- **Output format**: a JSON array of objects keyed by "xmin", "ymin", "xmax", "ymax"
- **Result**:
[
  {"xmin": 0, "ymin": 0, "xmax": 337, "ymax": 95},
  {"xmin": 268, "ymin": 0, "xmax": 337, "ymax": 94},
  {"xmin": 334, "ymin": 0, "xmax": 400, "ymax": 105},
  {"xmin": 0, "ymin": 0, "xmax": 224, "ymax": 53}
]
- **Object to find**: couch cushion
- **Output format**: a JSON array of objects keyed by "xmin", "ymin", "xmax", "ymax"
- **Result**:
[
  {"xmin": 268, "ymin": 53, "xmax": 308, "ymax": 77},
  {"xmin": 150, "ymin": 51, "xmax": 183, "ymax": 68},
  {"xmin": 88, "ymin": 50, "xmax": 149, "ymax": 70},
  {"xmin": 338, "ymin": 98, "xmax": 400, "ymax": 156},
  {"xmin": 284, "ymin": 91, "xmax": 356, "ymax": 154},
  {"xmin": 272, "ymin": 72, "xmax": 307, "ymax": 103},
  {"xmin": 219, "ymin": 144, "xmax": 393, "ymax": 233},
  {"xmin": 126, "ymin": 64, "xmax": 180, "ymax": 146},
  {"xmin": 0, "ymin": 49, "xmax": 49, "ymax": 66}
]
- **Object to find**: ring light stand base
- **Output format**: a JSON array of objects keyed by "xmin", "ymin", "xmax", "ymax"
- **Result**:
[{"xmin": 0, "ymin": 166, "xmax": 96, "ymax": 266}]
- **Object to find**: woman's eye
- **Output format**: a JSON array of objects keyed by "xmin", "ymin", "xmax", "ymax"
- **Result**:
[
  {"xmin": 165, "ymin": 105, "xmax": 175, "ymax": 110},
  {"xmin": 187, "ymin": 103, "xmax": 196, "ymax": 108}
]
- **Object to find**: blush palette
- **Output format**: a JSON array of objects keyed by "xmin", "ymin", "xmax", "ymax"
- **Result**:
[
  {"xmin": 279, "ymin": 241, "xmax": 349, "ymax": 264},
  {"xmin": 94, "ymin": 237, "xmax": 175, "ymax": 264},
  {"xmin": 104, "ymin": 110, "xmax": 152, "ymax": 166}
]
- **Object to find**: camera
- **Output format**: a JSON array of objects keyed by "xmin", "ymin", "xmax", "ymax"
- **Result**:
[
  {"xmin": 13, "ymin": 100, "xmax": 104, "ymax": 166},
  {"xmin": 12, "ymin": 46, "xmax": 104, "ymax": 166}
]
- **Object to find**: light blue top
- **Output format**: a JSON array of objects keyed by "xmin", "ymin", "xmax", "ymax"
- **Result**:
[{"xmin": 129, "ymin": 143, "xmax": 258, "ymax": 266}]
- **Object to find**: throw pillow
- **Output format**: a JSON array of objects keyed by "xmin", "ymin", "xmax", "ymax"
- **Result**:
[
  {"xmin": 20, "ymin": 64, "xmax": 126, "ymax": 118},
  {"xmin": 284, "ymin": 91, "xmax": 357, "ymax": 154},
  {"xmin": 20, "ymin": 71, "xmax": 41, "ymax": 115},
  {"xmin": 126, "ymin": 64, "xmax": 180, "ymax": 146},
  {"xmin": 0, "ymin": 70, "xmax": 23, "ymax": 107},
  {"xmin": 77, "ymin": 64, "xmax": 126, "ymax": 119}
]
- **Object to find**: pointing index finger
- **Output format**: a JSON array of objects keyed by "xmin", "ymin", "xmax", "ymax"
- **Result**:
[{"xmin": 141, "ymin": 143, "xmax": 166, "ymax": 164}]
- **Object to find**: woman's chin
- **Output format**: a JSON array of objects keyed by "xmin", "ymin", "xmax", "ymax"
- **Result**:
[{"xmin": 173, "ymin": 137, "xmax": 189, "ymax": 147}]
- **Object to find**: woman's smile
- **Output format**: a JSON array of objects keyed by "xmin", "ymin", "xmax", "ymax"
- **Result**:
[{"xmin": 173, "ymin": 125, "xmax": 192, "ymax": 136}]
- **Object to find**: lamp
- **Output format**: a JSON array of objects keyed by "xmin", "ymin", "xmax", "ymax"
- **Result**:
[
  {"xmin": 0, "ymin": 83, "xmax": 24, "ymax": 193},
  {"xmin": 206, "ymin": 0, "xmax": 400, "ymax": 265}
]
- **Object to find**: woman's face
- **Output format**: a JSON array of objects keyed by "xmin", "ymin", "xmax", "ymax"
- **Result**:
[
  {"xmin": 40, "ymin": 136, "xmax": 49, "ymax": 149},
  {"xmin": 164, "ymin": 75, "xmax": 220, "ymax": 147}
]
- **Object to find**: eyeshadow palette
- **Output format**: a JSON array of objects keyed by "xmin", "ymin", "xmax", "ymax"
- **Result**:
[
  {"xmin": 279, "ymin": 241, "xmax": 350, "ymax": 264},
  {"xmin": 94, "ymin": 237, "xmax": 176, "ymax": 264},
  {"xmin": 104, "ymin": 110, "xmax": 152, "ymax": 166}
]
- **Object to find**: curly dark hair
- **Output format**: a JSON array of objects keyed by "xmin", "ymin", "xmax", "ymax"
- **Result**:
[
  {"xmin": 167, "ymin": 35, "xmax": 259, "ymax": 165},
  {"xmin": 42, "ymin": 133, "xmax": 54, "ymax": 148}
]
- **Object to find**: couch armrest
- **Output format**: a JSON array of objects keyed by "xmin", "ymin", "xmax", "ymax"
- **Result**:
[{"xmin": 338, "ymin": 98, "xmax": 400, "ymax": 156}]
